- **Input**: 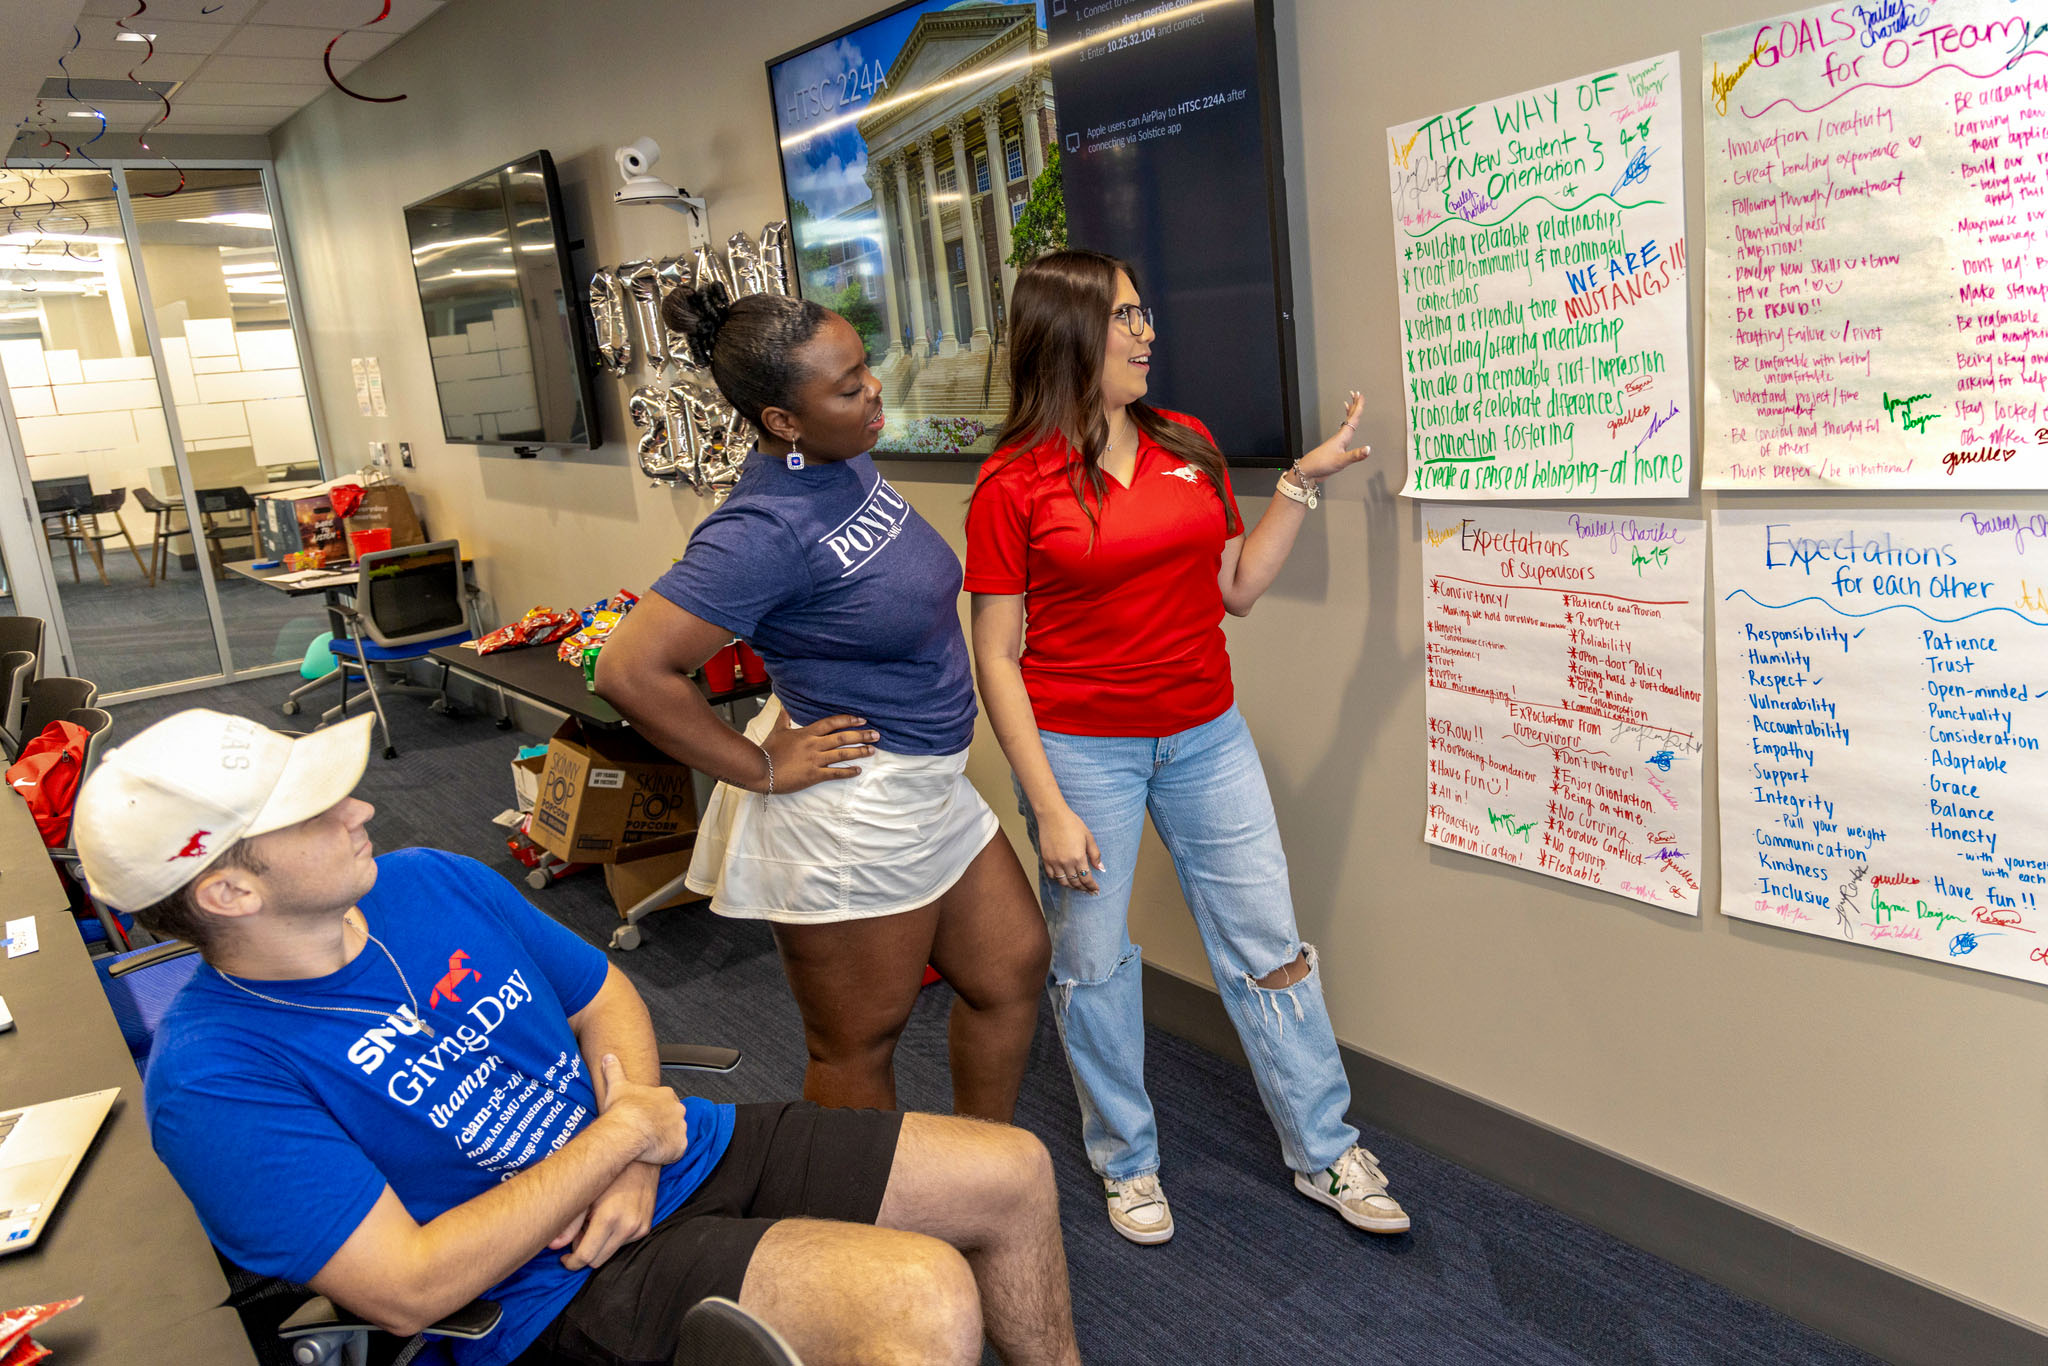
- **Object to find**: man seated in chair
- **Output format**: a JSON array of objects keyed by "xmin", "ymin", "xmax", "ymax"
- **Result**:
[{"xmin": 73, "ymin": 709, "xmax": 1082, "ymax": 1366}]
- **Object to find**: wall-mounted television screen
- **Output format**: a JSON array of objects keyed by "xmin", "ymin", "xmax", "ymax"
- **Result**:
[
  {"xmin": 766, "ymin": 0, "xmax": 1298, "ymax": 464},
  {"xmin": 403, "ymin": 149, "xmax": 600, "ymax": 449}
]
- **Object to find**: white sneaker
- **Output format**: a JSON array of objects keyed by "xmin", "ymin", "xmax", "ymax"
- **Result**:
[
  {"xmin": 1103, "ymin": 1173, "xmax": 1174, "ymax": 1245},
  {"xmin": 1294, "ymin": 1145, "xmax": 1411, "ymax": 1234}
]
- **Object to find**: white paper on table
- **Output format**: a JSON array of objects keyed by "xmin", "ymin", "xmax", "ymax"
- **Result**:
[
  {"xmin": 1421, "ymin": 503, "xmax": 1707, "ymax": 911},
  {"xmin": 1714, "ymin": 507, "xmax": 2048, "ymax": 985},
  {"xmin": 4, "ymin": 916, "xmax": 38, "ymax": 958},
  {"xmin": 1389, "ymin": 52, "xmax": 1692, "ymax": 501},
  {"xmin": 1701, "ymin": 2, "xmax": 2048, "ymax": 489}
]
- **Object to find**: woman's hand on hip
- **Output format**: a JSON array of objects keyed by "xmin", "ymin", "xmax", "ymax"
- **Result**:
[
  {"xmin": 1295, "ymin": 389, "xmax": 1372, "ymax": 483},
  {"xmin": 1040, "ymin": 806, "xmax": 1104, "ymax": 895},
  {"xmin": 754, "ymin": 714, "xmax": 877, "ymax": 793}
]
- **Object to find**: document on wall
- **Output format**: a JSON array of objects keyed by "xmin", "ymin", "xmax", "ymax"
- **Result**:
[
  {"xmin": 365, "ymin": 356, "xmax": 388, "ymax": 418},
  {"xmin": 1422, "ymin": 503, "xmax": 1706, "ymax": 912},
  {"xmin": 351, "ymin": 358, "xmax": 374, "ymax": 417},
  {"xmin": 1715, "ymin": 508, "xmax": 2048, "ymax": 986},
  {"xmin": 1701, "ymin": 2, "xmax": 2048, "ymax": 489},
  {"xmin": 1389, "ymin": 53, "xmax": 1692, "ymax": 501}
]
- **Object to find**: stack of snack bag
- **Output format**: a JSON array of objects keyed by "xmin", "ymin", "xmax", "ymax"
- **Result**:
[
  {"xmin": 466, "ymin": 605, "xmax": 581, "ymax": 655},
  {"xmin": 557, "ymin": 590, "xmax": 641, "ymax": 689},
  {"xmin": 0, "ymin": 1298, "xmax": 83, "ymax": 1365}
]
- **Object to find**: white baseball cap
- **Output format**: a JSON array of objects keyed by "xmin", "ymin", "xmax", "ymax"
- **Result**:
[{"xmin": 74, "ymin": 709, "xmax": 374, "ymax": 911}]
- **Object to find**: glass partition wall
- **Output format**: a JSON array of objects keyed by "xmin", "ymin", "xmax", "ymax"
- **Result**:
[{"xmin": 0, "ymin": 162, "xmax": 329, "ymax": 698}]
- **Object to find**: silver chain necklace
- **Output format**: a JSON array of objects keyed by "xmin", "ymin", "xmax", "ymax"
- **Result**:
[{"xmin": 215, "ymin": 923, "xmax": 438, "ymax": 1039}]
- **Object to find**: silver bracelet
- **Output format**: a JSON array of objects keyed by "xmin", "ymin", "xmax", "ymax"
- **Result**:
[
  {"xmin": 757, "ymin": 742, "xmax": 775, "ymax": 794},
  {"xmin": 1277, "ymin": 462, "xmax": 1322, "ymax": 509}
]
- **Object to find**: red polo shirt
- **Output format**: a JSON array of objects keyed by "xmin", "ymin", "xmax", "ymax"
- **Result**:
[{"xmin": 964, "ymin": 413, "xmax": 1242, "ymax": 737}]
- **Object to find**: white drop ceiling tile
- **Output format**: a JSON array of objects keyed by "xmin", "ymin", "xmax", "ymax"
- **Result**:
[
  {"xmin": 249, "ymin": 0, "xmax": 441, "ymax": 31},
  {"xmin": 166, "ymin": 104, "xmax": 300, "ymax": 128},
  {"xmin": 76, "ymin": 18, "xmax": 236, "ymax": 56},
  {"xmin": 185, "ymin": 55, "xmax": 347, "ymax": 85},
  {"xmin": 43, "ymin": 49, "xmax": 206, "ymax": 82},
  {"xmin": 219, "ymin": 24, "xmax": 397, "ymax": 60},
  {"xmin": 81, "ymin": 0, "xmax": 261, "ymax": 17},
  {"xmin": 171, "ymin": 80, "xmax": 329, "ymax": 107}
]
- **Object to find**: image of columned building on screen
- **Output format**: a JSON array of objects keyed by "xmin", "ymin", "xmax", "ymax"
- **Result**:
[{"xmin": 774, "ymin": 1, "xmax": 1059, "ymax": 455}]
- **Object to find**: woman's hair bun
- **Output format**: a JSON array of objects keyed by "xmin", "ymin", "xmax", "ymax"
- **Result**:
[{"xmin": 662, "ymin": 280, "xmax": 733, "ymax": 368}]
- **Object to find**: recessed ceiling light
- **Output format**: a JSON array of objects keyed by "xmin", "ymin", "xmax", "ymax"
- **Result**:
[
  {"xmin": 178, "ymin": 212, "xmax": 273, "ymax": 230},
  {"xmin": 115, "ymin": 32, "xmax": 157, "ymax": 42}
]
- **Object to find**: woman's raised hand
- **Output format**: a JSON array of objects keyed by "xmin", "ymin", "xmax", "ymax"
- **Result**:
[
  {"xmin": 1296, "ymin": 389, "xmax": 1372, "ymax": 482},
  {"xmin": 755, "ymin": 714, "xmax": 878, "ymax": 793}
]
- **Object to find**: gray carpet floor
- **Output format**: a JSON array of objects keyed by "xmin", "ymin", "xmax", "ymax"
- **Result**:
[
  {"xmin": 6, "ymin": 541, "xmax": 326, "ymax": 694},
  {"xmin": 107, "ymin": 677, "xmax": 1881, "ymax": 1366}
]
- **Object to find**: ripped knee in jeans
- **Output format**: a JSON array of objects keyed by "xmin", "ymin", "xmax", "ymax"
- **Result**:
[
  {"xmin": 1051, "ymin": 943, "xmax": 1141, "ymax": 1012},
  {"xmin": 1244, "ymin": 943, "xmax": 1319, "ymax": 1037}
]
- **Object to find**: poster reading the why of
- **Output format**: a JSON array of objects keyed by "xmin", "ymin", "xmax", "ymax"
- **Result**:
[
  {"xmin": 1715, "ymin": 508, "xmax": 2048, "ymax": 986},
  {"xmin": 1390, "ymin": 53, "xmax": 1692, "ymax": 501},
  {"xmin": 1423, "ymin": 503, "xmax": 1707, "ymax": 912},
  {"xmin": 1702, "ymin": 3, "xmax": 2048, "ymax": 489}
]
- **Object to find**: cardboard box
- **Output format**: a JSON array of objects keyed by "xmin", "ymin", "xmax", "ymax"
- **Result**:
[
  {"xmin": 511, "ymin": 750, "xmax": 545, "ymax": 813},
  {"xmin": 526, "ymin": 719, "xmax": 698, "ymax": 864},
  {"xmin": 602, "ymin": 846, "xmax": 702, "ymax": 920},
  {"xmin": 257, "ymin": 488, "xmax": 344, "ymax": 563},
  {"xmin": 257, "ymin": 479, "xmax": 425, "ymax": 563}
]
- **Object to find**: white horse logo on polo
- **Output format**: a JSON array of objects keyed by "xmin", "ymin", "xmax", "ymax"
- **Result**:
[
  {"xmin": 821, "ymin": 478, "xmax": 912, "ymax": 577},
  {"xmin": 1164, "ymin": 465, "xmax": 1199, "ymax": 483}
]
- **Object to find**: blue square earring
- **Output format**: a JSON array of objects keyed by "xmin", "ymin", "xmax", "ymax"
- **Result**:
[{"xmin": 785, "ymin": 442, "xmax": 806, "ymax": 471}]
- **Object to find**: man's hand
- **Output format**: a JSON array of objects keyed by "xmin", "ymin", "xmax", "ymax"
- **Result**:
[
  {"xmin": 596, "ymin": 1054, "xmax": 690, "ymax": 1164},
  {"xmin": 556, "ymin": 1161, "xmax": 659, "ymax": 1270}
]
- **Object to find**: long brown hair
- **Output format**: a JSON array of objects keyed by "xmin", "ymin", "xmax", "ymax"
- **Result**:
[{"xmin": 978, "ymin": 249, "xmax": 1239, "ymax": 541}]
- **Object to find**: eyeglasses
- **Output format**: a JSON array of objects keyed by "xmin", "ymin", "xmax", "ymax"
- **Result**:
[{"xmin": 1110, "ymin": 304, "xmax": 1153, "ymax": 337}]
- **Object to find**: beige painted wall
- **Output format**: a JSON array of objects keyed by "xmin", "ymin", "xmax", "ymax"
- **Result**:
[{"xmin": 271, "ymin": 0, "xmax": 2048, "ymax": 1331}]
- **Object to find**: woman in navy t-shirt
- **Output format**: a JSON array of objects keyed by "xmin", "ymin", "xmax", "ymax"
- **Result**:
[{"xmin": 598, "ymin": 285, "xmax": 1048, "ymax": 1122}]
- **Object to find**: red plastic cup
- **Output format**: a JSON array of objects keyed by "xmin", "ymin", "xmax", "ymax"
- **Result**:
[
  {"xmin": 348, "ymin": 527, "xmax": 392, "ymax": 559},
  {"xmin": 736, "ymin": 642, "xmax": 768, "ymax": 685}
]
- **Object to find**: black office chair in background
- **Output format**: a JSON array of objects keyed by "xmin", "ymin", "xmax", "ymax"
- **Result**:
[
  {"xmin": 134, "ymin": 487, "xmax": 191, "ymax": 581},
  {"xmin": 47, "ymin": 488, "xmax": 155, "ymax": 587},
  {"xmin": 195, "ymin": 485, "xmax": 260, "ymax": 570},
  {"xmin": 310, "ymin": 540, "xmax": 474, "ymax": 760},
  {"xmin": 20, "ymin": 675, "xmax": 99, "ymax": 744}
]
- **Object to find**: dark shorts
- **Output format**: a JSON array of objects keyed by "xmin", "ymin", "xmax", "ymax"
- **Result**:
[{"xmin": 514, "ymin": 1101, "xmax": 903, "ymax": 1366}]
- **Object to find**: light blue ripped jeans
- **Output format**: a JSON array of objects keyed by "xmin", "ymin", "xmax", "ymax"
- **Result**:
[{"xmin": 1016, "ymin": 704, "xmax": 1359, "ymax": 1181}]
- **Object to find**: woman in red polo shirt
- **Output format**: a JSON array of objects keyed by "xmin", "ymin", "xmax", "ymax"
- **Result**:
[{"xmin": 965, "ymin": 249, "xmax": 1409, "ymax": 1247}]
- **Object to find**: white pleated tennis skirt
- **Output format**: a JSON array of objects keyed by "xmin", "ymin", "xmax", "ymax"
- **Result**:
[{"xmin": 684, "ymin": 697, "xmax": 1000, "ymax": 924}]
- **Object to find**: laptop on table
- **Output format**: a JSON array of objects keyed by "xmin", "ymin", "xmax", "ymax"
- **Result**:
[{"xmin": 0, "ymin": 1088, "xmax": 118, "ymax": 1253}]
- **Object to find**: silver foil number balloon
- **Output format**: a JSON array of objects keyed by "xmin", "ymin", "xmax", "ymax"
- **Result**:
[
  {"xmin": 758, "ymin": 220, "xmax": 790, "ymax": 297},
  {"xmin": 627, "ymin": 384, "xmax": 674, "ymax": 477},
  {"xmin": 620, "ymin": 258, "xmax": 667, "ymax": 369},
  {"xmin": 587, "ymin": 268, "xmax": 631, "ymax": 374},
  {"xmin": 726, "ymin": 232, "xmax": 765, "ymax": 298},
  {"xmin": 654, "ymin": 256, "xmax": 696, "ymax": 366}
]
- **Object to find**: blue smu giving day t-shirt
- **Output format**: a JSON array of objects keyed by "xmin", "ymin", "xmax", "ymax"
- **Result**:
[
  {"xmin": 653, "ymin": 449, "xmax": 976, "ymax": 755},
  {"xmin": 145, "ymin": 849, "xmax": 736, "ymax": 1366}
]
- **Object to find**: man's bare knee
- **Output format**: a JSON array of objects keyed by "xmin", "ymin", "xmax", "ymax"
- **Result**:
[{"xmin": 741, "ymin": 1222, "xmax": 981, "ymax": 1364}]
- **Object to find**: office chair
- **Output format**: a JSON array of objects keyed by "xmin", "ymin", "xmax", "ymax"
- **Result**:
[
  {"xmin": 20, "ymin": 676, "xmax": 99, "ymax": 745},
  {"xmin": 318, "ymin": 540, "xmax": 474, "ymax": 760},
  {"xmin": 47, "ymin": 488, "xmax": 154, "ymax": 587},
  {"xmin": 135, "ymin": 487, "xmax": 190, "ymax": 581},
  {"xmin": 0, "ymin": 652, "xmax": 34, "ymax": 757},
  {"xmin": 195, "ymin": 485, "xmax": 260, "ymax": 570},
  {"xmin": 676, "ymin": 1298, "xmax": 806, "ymax": 1365},
  {"xmin": 35, "ymin": 706, "xmax": 128, "ymax": 950}
]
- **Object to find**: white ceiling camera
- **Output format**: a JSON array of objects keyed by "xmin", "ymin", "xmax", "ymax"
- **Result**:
[
  {"xmin": 613, "ymin": 136, "xmax": 708, "ymax": 246},
  {"xmin": 614, "ymin": 137, "xmax": 687, "ymax": 206}
]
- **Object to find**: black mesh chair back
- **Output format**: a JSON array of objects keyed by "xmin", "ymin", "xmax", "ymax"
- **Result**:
[
  {"xmin": 32, "ymin": 475, "xmax": 93, "ymax": 516},
  {"xmin": 0, "ymin": 650, "xmax": 34, "ymax": 755},
  {"xmin": 20, "ymin": 676, "xmax": 99, "ymax": 743}
]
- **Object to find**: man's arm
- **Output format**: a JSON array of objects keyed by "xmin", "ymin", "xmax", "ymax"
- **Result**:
[
  {"xmin": 552, "ymin": 966, "xmax": 666, "ymax": 1270},
  {"xmin": 306, "ymin": 1054, "xmax": 686, "ymax": 1337}
]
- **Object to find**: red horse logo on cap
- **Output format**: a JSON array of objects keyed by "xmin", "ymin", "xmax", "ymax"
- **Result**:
[
  {"xmin": 169, "ymin": 830, "xmax": 210, "ymax": 860},
  {"xmin": 428, "ymin": 950, "xmax": 481, "ymax": 1009}
]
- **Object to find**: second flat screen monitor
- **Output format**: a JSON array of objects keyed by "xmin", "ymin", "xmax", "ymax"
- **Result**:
[{"xmin": 766, "ymin": 0, "xmax": 1298, "ymax": 465}]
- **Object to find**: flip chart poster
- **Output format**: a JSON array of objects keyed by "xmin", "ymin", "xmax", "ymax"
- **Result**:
[
  {"xmin": 1715, "ymin": 508, "xmax": 2048, "ymax": 986},
  {"xmin": 1389, "ymin": 53, "xmax": 1692, "ymax": 501},
  {"xmin": 1422, "ymin": 503, "xmax": 1706, "ymax": 911},
  {"xmin": 1702, "ymin": 3, "xmax": 2048, "ymax": 490}
]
